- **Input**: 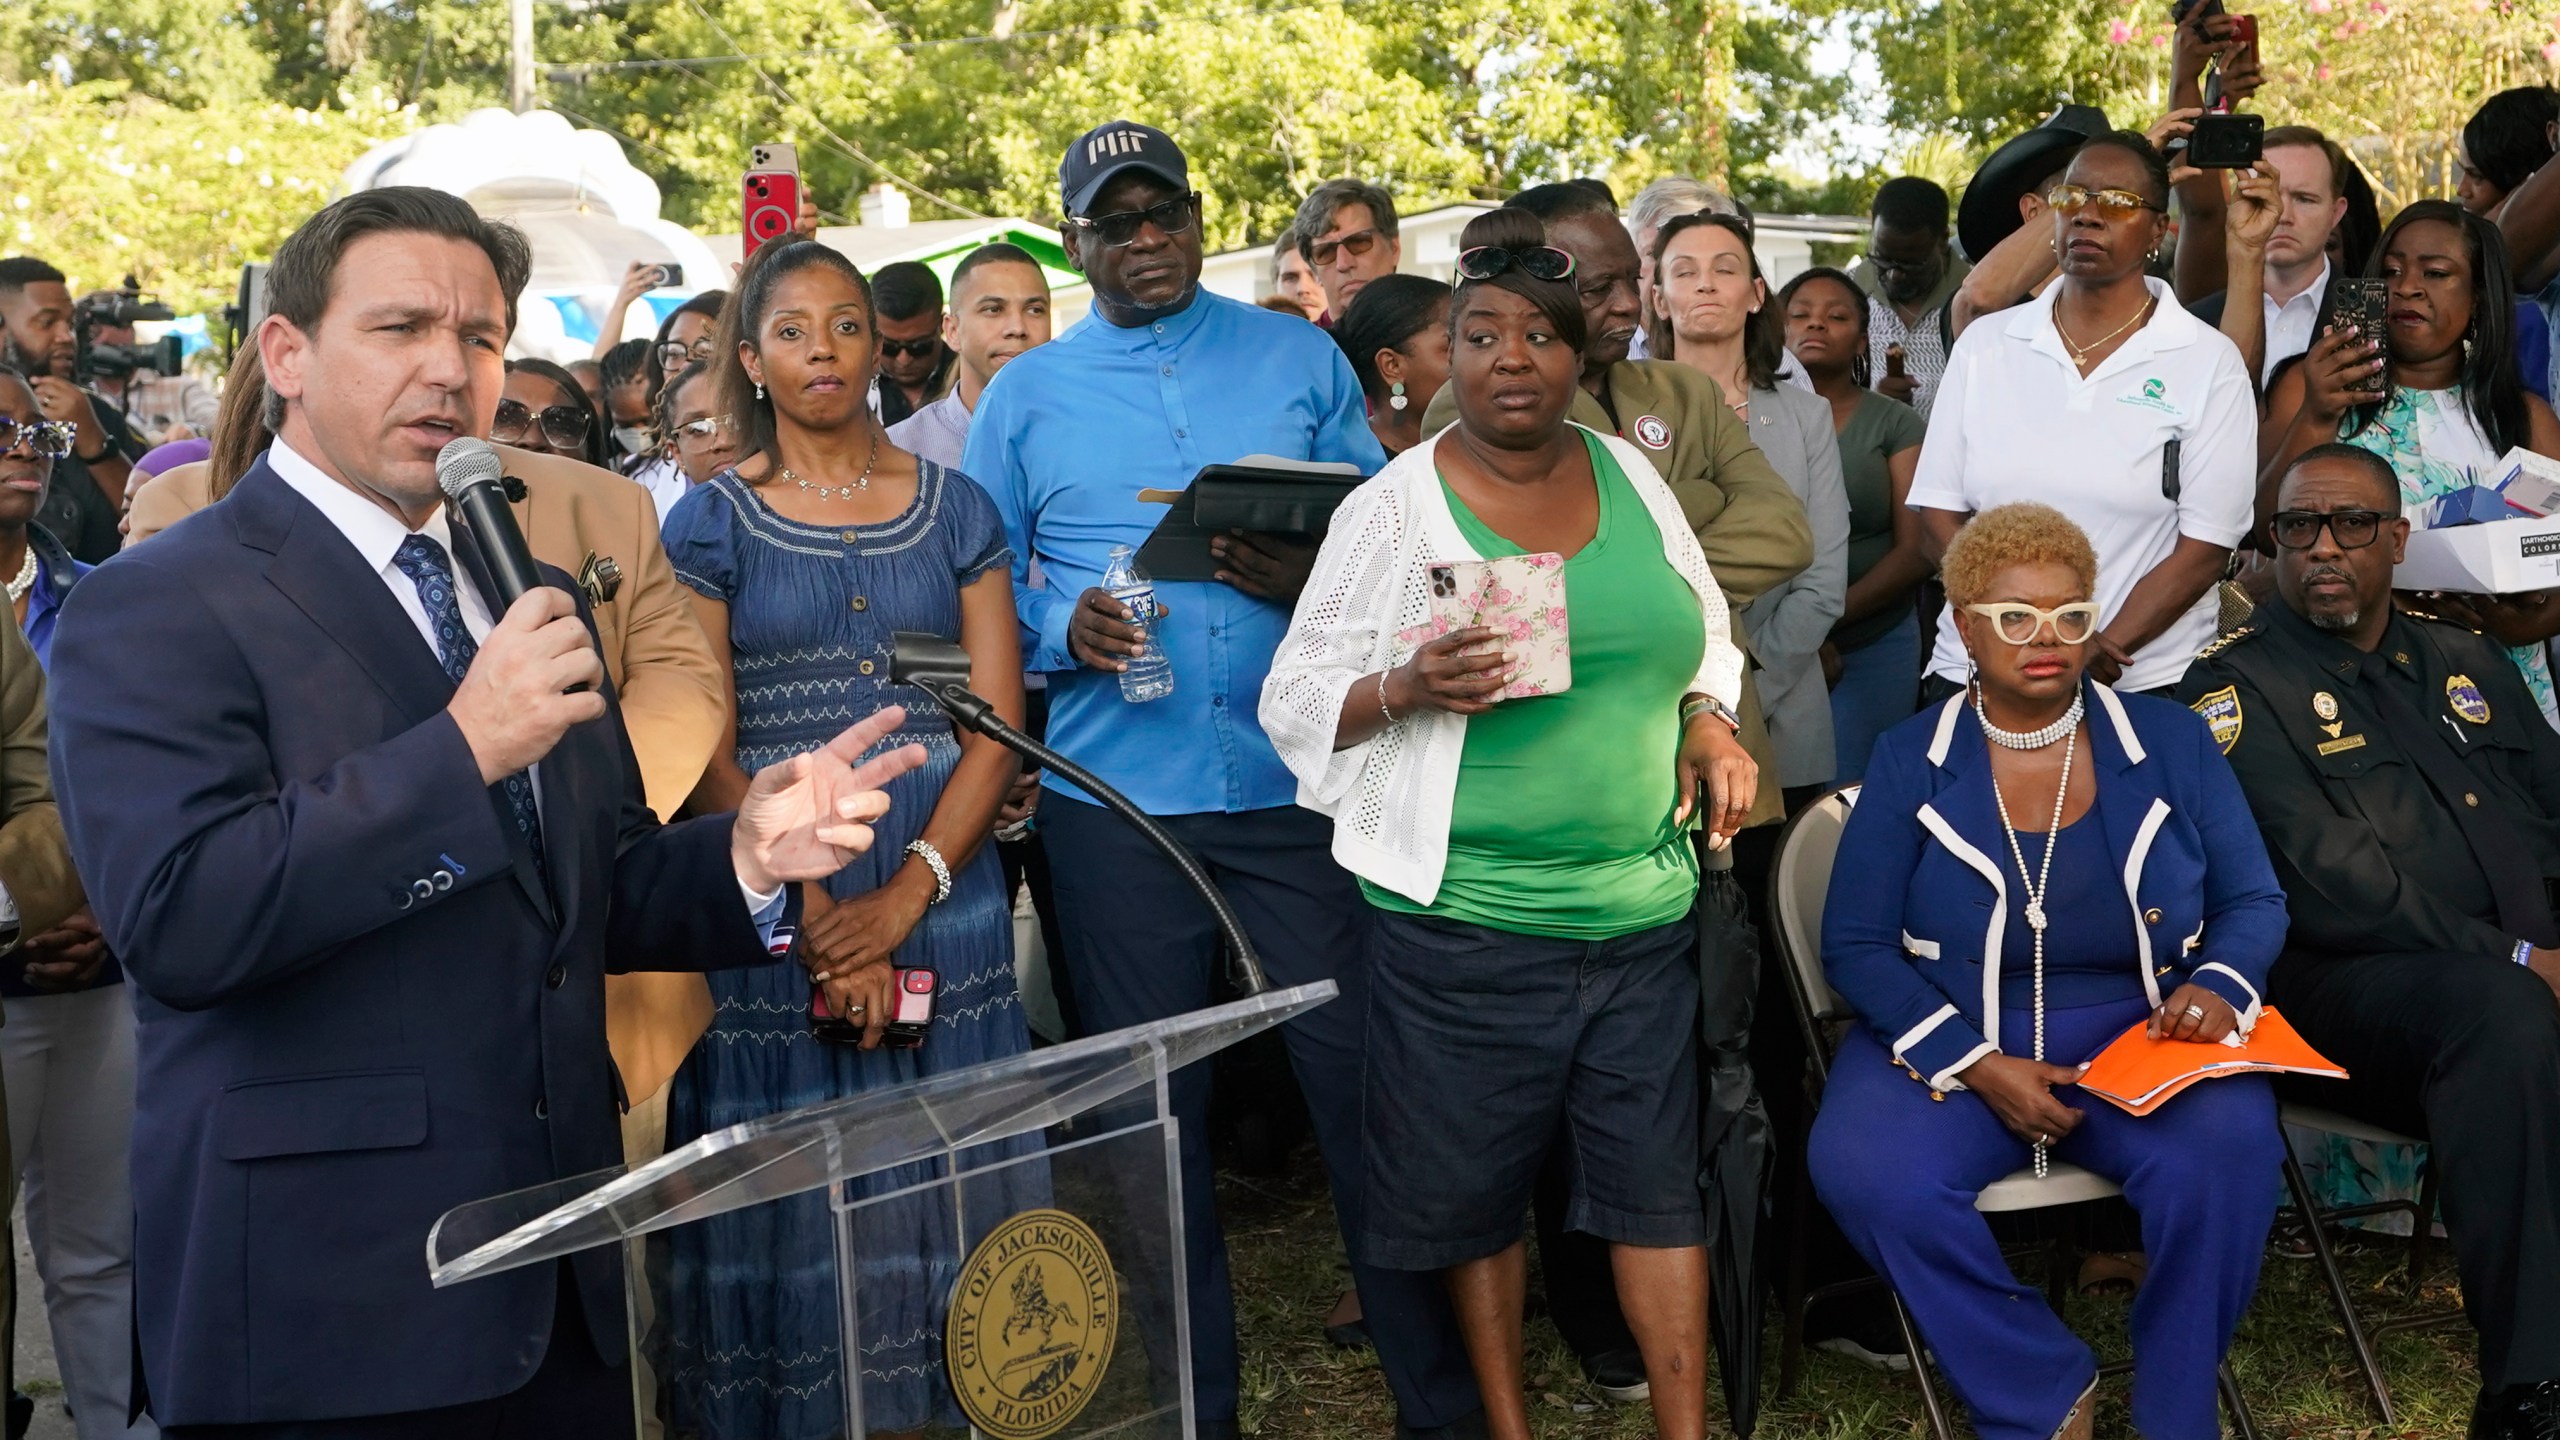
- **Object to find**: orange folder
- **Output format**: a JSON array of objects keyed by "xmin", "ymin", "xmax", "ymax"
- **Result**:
[{"xmin": 2075, "ymin": 1008, "xmax": 2347, "ymax": 1117}]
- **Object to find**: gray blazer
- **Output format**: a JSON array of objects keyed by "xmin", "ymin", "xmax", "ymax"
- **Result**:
[{"xmin": 1738, "ymin": 382, "xmax": 1850, "ymax": 789}]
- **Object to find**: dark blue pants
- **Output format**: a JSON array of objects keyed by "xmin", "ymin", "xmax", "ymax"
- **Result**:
[
  {"xmin": 1041, "ymin": 797, "xmax": 1479, "ymax": 1431},
  {"xmin": 1809, "ymin": 997, "xmax": 2282, "ymax": 1440}
]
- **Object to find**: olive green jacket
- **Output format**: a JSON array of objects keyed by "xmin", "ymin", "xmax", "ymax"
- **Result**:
[
  {"xmin": 1423, "ymin": 360, "xmax": 1815, "ymax": 825},
  {"xmin": 0, "ymin": 618, "xmax": 77, "ymax": 948}
]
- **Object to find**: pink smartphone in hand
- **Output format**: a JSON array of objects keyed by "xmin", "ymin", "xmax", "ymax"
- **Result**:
[{"xmin": 1415, "ymin": 554, "xmax": 1572, "ymax": 699}]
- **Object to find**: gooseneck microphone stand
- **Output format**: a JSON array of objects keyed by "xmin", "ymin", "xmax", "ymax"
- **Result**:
[{"xmin": 890, "ymin": 633, "xmax": 1270, "ymax": 997}]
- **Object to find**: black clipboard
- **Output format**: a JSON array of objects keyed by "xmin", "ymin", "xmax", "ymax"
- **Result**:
[{"xmin": 1135, "ymin": 460, "xmax": 1365, "ymax": 582}]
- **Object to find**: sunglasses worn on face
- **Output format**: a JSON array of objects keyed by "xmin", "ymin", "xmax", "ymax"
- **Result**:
[
  {"xmin": 1455, "ymin": 245, "xmax": 1578, "ymax": 283},
  {"xmin": 670, "ymin": 414, "xmax": 736, "ymax": 448},
  {"xmin": 1965, "ymin": 601, "xmax": 2102, "ymax": 646},
  {"xmin": 656, "ymin": 338, "xmax": 716, "ymax": 371},
  {"xmin": 2044, "ymin": 184, "xmax": 2167, "ymax": 221},
  {"xmin": 2270, "ymin": 508, "xmax": 2389, "ymax": 550},
  {"xmin": 492, "ymin": 399, "xmax": 595, "ymax": 450},
  {"xmin": 0, "ymin": 418, "xmax": 73, "ymax": 461},
  {"xmin": 1309, "ymin": 228, "xmax": 1384, "ymax": 268},
  {"xmin": 1861, "ymin": 252, "xmax": 1932, "ymax": 277},
  {"xmin": 1068, "ymin": 193, "xmax": 1199, "ymax": 247},
  {"xmin": 878, "ymin": 336, "xmax": 943, "ymax": 360}
]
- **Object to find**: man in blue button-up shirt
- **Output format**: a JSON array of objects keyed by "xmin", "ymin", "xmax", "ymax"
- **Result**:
[{"xmin": 963, "ymin": 123, "xmax": 1482, "ymax": 1440}]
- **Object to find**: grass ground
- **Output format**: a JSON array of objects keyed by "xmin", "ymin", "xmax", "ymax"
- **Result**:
[{"xmin": 1218, "ymin": 1154, "xmax": 2482, "ymax": 1439}]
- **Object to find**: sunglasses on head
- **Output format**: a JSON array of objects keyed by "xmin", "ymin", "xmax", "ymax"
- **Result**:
[
  {"xmin": 877, "ymin": 336, "xmax": 943, "ymax": 360},
  {"xmin": 1454, "ymin": 245, "xmax": 1578, "ymax": 283},
  {"xmin": 491, "ymin": 399, "xmax": 595, "ymax": 451},
  {"xmin": 2269, "ymin": 508, "xmax": 2390, "ymax": 550},
  {"xmin": 1067, "ymin": 193, "xmax": 1199, "ymax": 248},
  {"xmin": 2044, "ymin": 184, "xmax": 2166, "ymax": 221},
  {"xmin": 0, "ymin": 418, "xmax": 74, "ymax": 461},
  {"xmin": 656, "ymin": 337, "xmax": 717, "ymax": 371},
  {"xmin": 1964, "ymin": 601, "xmax": 2102, "ymax": 647},
  {"xmin": 1309, "ymin": 227, "xmax": 1384, "ymax": 268}
]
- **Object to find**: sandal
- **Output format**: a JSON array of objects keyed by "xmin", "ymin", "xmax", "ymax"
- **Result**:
[
  {"xmin": 2050, "ymin": 1378, "xmax": 2098, "ymax": 1440},
  {"xmin": 2076, "ymin": 1249, "xmax": 2148, "ymax": 1298}
]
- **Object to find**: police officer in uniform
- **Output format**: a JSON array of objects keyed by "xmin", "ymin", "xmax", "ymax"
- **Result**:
[{"xmin": 2176, "ymin": 443, "xmax": 2560, "ymax": 1439}]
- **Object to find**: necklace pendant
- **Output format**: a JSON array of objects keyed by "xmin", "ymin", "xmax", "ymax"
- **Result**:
[{"xmin": 2024, "ymin": 900, "xmax": 2047, "ymax": 932}]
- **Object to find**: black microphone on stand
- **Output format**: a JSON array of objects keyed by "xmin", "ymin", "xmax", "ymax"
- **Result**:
[
  {"xmin": 889, "ymin": 632, "xmax": 1271, "ymax": 996},
  {"xmin": 434, "ymin": 437, "xmax": 544, "ymax": 607}
]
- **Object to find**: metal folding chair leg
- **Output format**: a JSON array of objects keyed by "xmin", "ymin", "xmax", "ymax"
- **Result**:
[
  {"xmin": 2219, "ymin": 1359, "xmax": 2260, "ymax": 1440},
  {"xmin": 1890, "ymin": 1289, "xmax": 1957, "ymax": 1440},
  {"xmin": 2280, "ymin": 1142, "xmax": 2396, "ymax": 1423}
]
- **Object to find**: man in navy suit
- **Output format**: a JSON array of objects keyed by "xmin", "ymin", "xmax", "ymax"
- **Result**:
[{"xmin": 44, "ymin": 187, "xmax": 926, "ymax": 1439}]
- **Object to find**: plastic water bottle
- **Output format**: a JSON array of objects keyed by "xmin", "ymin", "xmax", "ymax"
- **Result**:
[{"xmin": 1103, "ymin": 544, "xmax": 1174, "ymax": 703}]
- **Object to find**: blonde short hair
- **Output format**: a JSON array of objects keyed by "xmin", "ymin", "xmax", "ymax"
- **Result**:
[{"xmin": 1941, "ymin": 503, "xmax": 2099, "ymax": 607}]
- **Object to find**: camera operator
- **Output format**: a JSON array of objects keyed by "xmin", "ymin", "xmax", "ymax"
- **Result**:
[
  {"xmin": 0, "ymin": 260, "xmax": 135, "ymax": 564},
  {"xmin": 80, "ymin": 287, "xmax": 213, "ymax": 445}
]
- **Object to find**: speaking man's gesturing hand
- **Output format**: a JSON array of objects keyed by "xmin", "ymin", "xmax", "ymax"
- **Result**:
[{"xmin": 732, "ymin": 705, "xmax": 930, "ymax": 894}]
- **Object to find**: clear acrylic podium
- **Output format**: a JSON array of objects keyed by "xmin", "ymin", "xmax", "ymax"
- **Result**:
[{"xmin": 429, "ymin": 982, "xmax": 1335, "ymax": 1439}]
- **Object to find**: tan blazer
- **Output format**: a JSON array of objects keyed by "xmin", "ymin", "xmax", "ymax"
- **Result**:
[
  {"xmin": 0, "ymin": 618, "xmax": 79, "ymax": 946},
  {"xmin": 126, "ymin": 448, "xmax": 725, "ymax": 1102}
]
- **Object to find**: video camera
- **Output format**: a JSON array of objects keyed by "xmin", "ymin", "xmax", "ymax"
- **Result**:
[{"xmin": 74, "ymin": 276, "xmax": 181, "ymax": 382}]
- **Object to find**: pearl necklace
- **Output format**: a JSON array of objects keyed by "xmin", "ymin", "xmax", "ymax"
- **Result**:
[
  {"xmin": 1978, "ymin": 685, "xmax": 2080, "ymax": 1178},
  {"xmin": 779, "ymin": 428, "xmax": 878, "ymax": 501},
  {"xmin": 4, "ymin": 546, "xmax": 36, "ymax": 603},
  {"xmin": 1975, "ymin": 689, "xmax": 2085, "ymax": 751}
]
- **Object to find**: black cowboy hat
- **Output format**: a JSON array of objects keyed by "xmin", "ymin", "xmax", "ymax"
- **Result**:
[{"xmin": 1956, "ymin": 104, "xmax": 2112, "ymax": 262}]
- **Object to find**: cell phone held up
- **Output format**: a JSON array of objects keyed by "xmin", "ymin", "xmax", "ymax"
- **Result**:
[
  {"xmin": 2186, "ymin": 111, "xmax": 2263, "ymax": 168},
  {"xmin": 811, "ymin": 966, "xmax": 938, "ymax": 1048},
  {"xmin": 2328, "ymin": 277, "xmax": 2391, "ymax": 397},
  {"xmin": 742, "ymin": 141, "xmax": 802, "ymax": 262}
]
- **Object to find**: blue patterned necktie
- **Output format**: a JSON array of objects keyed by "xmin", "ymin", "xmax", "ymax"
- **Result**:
[{"xmin": 392, "ymin": 534, "xmax": 545, "ymax": 877}]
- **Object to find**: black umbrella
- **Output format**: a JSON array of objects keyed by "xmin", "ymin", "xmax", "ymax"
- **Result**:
[{"xmin": 1696, "ymin": 844, "xmax": 1775, "ymax": 1437}]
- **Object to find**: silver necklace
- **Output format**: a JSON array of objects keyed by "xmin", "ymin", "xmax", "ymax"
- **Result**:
[
  {"xmin": 780, "ymin": 428, "xmax": 879, "ymax": 501},
  {"xmin": 1982, "ymin": 691, "xmax": 2078, "ymax": 1179},
  {"xmin": 4, "ymin": 546, "xmax": 36, "ymax": 603},
  {"xmin": 1975, "ymin": 687, "xmax": 2085, "ymax": 751}
]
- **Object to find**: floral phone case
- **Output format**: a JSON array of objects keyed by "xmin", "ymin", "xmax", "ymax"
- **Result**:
[{"xmin": 1403, "ymin": 553, "xmax": 1571, "ymax": 699}]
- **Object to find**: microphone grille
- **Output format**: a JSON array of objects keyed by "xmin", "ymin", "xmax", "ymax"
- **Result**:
[{"xmin": 435, "ymin": 436, "xmax": 504, "ymax": 501}]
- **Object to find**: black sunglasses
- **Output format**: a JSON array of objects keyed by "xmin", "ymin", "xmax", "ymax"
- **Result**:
[
  {"xmin": 1455, "ymin": 245, "xmax": 1578, "ymax": 283},
  {"xmin": 492, "ymin": 399, "xmax": 595, "ymax": 451},
  {"xmin": 2269, "ymin": 508, "xmax": 2391, "ymax": 550},
  {"xmin": 0, "ymin": 417, "xmax": 73, "ymax": 461},
  {"xmin": 878, "ymin": 336, "xmax": 943, "ymax": 359},
  {"xmin": 1068, "ymin": 193, "xmax": 1199, "ymax": 248}
]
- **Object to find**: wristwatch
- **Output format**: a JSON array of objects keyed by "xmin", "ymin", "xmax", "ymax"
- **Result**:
[{"xmin": 1681, "ymin": 694, "xmax": 1741, "ymax": 733}]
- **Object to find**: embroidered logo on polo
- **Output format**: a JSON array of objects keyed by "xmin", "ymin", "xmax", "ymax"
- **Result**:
[
  {"xmin": 2117, "ymin": 376, "xmax": 2182, "ymax": 415},
  {"xmin": 2447, "ymin": 674, "xmax": 2492, "ymax": 724},
  {"xmin": 2190, "ymin": 685, "xmax": 2242, "ymax": 754},
  {"xmin": 1633, "ymin": 415, "xmax": 1672, "ymax": 450}
]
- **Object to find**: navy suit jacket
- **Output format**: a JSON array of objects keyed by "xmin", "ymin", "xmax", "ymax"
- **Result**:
[
  {"xmin": 46, "ymin": 461, "xmax": 785, "ymax": 1426},
  {"xmin": 1820, "ymin": 681, "xmax": 2289, "ymax": 1091}
]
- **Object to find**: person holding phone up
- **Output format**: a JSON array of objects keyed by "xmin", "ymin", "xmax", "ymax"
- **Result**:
[
  {"xmin": 2260, "ymin": 200, "xmax": 2560, "ymax": 728},
  {"xmin": 1263, "ymin": 206, "xmax": 1753, "ymax": 1440}
]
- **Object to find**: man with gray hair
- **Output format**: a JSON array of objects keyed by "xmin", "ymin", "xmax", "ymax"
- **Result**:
[
  {"xmin": 1627, "ymin": 177, "xmax": 1740, "ymax": 358},
  {"xmin": 1293, "ymin": 178, "xmax": 1401, "ymax": 323}
]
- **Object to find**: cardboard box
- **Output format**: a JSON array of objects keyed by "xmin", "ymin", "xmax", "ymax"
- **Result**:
[
  {"xmin": 2398, "ymin": 511, "xmax": 2560, "ymax": 593},
  {"xmin": 2431, "ymin": 485, "xmax": 2521, "ymax": 527},
  {"xmin": 2495, "ymin": 449, "xmax": 2560, "ymax": 516}
]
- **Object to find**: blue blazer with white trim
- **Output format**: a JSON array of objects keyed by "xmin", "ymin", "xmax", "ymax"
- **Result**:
[{"xmin": 1820, "ymin": 680, "xmax": 2288, "ymax": 1089}]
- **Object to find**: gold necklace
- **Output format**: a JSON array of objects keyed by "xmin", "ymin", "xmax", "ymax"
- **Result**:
[
  {"xmin": 779, "ymin": 428, "xmax": 879, "ymax": 501},
  {"xmin": 2053, "ymin": 294, "xmax": 2156, "ymax": 367}
]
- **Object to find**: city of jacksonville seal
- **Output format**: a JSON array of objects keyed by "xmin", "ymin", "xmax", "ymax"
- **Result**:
[{"xmin": 947, "ymin": 1208, "xmax": 1119, "ymax": 1439}]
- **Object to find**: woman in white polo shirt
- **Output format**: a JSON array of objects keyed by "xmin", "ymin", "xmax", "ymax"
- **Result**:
[{"xmin": 1913, "ymin": 131, "xmax": 2258, "ymax": 698}]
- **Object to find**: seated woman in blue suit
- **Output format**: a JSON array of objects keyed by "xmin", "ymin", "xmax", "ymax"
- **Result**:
[{"xmin": 1808, "ymin": 502, "xmax": 2288, "ymax": 1440}]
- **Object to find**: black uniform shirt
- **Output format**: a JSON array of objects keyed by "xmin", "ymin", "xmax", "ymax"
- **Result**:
[{"xmin": 2176, "ymin": 599, "xmax": 2560, "ymax": 960}]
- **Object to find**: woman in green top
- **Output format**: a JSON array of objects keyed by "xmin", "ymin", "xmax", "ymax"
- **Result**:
[
  {"xmin": 1262, "ymin": 206, "xmax": 1754, "ymax": 1440},
  {"xmin": 1783, "ymin": 266, "xmax": 1931, "ymax": 780}
]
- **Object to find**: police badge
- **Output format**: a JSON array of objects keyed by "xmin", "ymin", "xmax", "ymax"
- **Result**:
[
  {"xmin": 2190, "ymin": 685, "xmax": 2243, "ymax": 754},
  {"xmin": 2446, "ymin": 674, "xmax": 2492, "ymax": 725}
]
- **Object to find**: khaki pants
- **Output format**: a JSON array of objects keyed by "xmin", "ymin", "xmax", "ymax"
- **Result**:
[{"xmin": 619, "ymin": 1085, "xmax": 673, "ymax": 1440}]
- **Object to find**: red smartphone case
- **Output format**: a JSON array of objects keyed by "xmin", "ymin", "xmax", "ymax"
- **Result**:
[{"xmin": 743, "ymin": 170, "xmax": 801, "ymax": 261}]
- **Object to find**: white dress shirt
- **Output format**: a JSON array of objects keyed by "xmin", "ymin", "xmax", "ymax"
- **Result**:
[
  {"xmin": 2260, "ymin": 259, "xmax": 2333, "ymax": 384},
  {"xmin": 263, "ymin": 440, "xmax": 784, "ymax": 914}
]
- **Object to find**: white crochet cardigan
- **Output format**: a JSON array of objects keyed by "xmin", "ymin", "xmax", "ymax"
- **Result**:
[{"xmin": 1259, "ymin": 422, "xmax": 1744, "ymax": 906}]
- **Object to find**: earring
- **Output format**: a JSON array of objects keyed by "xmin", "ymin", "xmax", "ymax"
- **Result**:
[
  {"xmin": 754, "ymin": 381, "xmax": 765, "ymax": 401},
  {"xmin": 1389, "ymin": 381, "xmax": 1408, "ymax": 412}
]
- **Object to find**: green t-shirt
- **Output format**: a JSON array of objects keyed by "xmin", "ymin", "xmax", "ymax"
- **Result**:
[
  {"xmin": 1831, "ymin": 390, "xmax": 1929, "ymax": 653},
  {"xmin": 1363, "ymin": 434, "xmax": 1705, "ymax": 939}
]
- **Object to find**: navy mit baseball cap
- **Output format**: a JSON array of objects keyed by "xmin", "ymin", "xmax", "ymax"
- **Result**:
[{"xmin": 1059, "ymin": 121, "xmax": 1190, "ymax": 217}]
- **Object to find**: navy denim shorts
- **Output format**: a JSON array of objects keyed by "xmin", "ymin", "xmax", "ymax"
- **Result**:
[{"xmin": 1356, "ymin": 907, "xmax": 1705, "ymax": 1271}]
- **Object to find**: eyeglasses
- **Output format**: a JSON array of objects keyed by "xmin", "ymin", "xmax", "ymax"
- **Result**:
[
  {"xmin": 491, "ymin": 399, "xmax": 595, "ymax": 451},
  {"xmin": 0, "ymin": 418, "xmax": 74, "ymax": 461},
  {"xmin": 1309, "ymin": 227, "xmax": 1384, "ymax": 268},
  {"xmin": 656, "ymin": 337, "xmax": 717, "ymax": 372},
  {"xmin": 1455, "ymin": 245, "xmax": 1579, "ymax": 283},
  {"xmin": 1067, "ymin": 193, "xmax": 1199, "ymax": 248},
  {"xmin": 2269, "ymin": 508, "xmax": 2390, "ymax": 550},
  {"xmin": 878, "ymin": 336, "xmax": 943, "ymax": 360},
  {"xmin": 1860, "ymin": 252, "xmax": 1934, "ymax": 277},
  {"xmin": 1964, "ymin": 601, "xmax": 2102, "ymax": 646},
  {"xmin": 669, "ymin": 414, "xmax": 736, "ymax": 448},
  {"xmin": 2043, "ymin": 184, "xmax": 2167, "ymax": 221}
]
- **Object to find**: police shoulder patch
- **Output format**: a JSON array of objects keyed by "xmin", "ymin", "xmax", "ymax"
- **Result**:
[
  {"xmin": 2192, "ymin": 624, "xmax": 2259, "ymax": 662},
  {"xmin": 2190, "ymin": 685, "xmax": 2243, "ymax": 754}
]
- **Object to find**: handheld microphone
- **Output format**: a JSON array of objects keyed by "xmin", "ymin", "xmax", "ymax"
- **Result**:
[{"xmin": 434, "ymin": 437, "xmax": 545, "ymax": 610}]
